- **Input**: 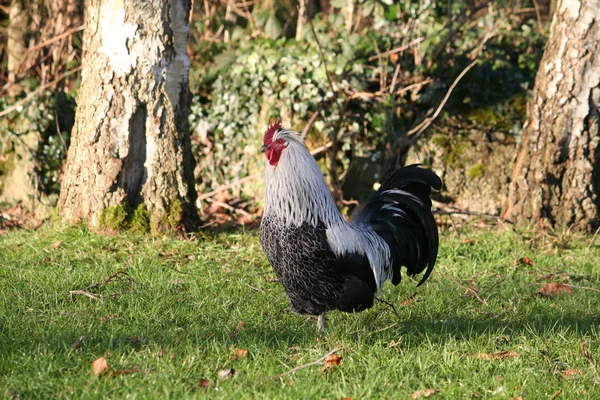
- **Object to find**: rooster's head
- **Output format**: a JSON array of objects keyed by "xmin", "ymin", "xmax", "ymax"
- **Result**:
[{"xmin": 261, "ymin": 121, "xmax": 304, "ymax": 166}]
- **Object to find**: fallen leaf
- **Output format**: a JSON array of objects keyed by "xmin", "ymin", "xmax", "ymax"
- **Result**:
[
  {"xmin": 321, "ymin": 354, "xmax": 343, "ymax": 372},
  {"xmin": 538, "ymin": 282, "xmax": 572, "ymax": 297},
  {"xmin": 160, "ymin": 250, "xmax": 176, "ymax": 258},
  {"xmin": 514, "ymin": 256, "xmax": 534, "ymax": 266},
  {"xmin": 461, "ymin": 351, "xmax": 519, "ymax": 360},
  {"xmin": 401, "ymin": 296, "xmax": 415, "ymax": 306},
  {"xmin": 230, "ymin": 348, "xmax": 248, "ymax": 360},
  {"xmin": 463, "ymin": 239, "xmax": 475, "ymax": 245},
  {"xmin": 410, "ymin": 388, "xmax": 439, "ymax": 399},
  {"xmin": 551, "ymin": 389, "xmax": 562, "ymax": 399},
  {"xmin": 91, "ymin": 357, "xmax": 108, "ymax": 376},
  {"xmin": 560, "ymin": 369, "xmax": 585, "ymax": 380},
  {"xmin": 52, "ymin": 240, "xmax": 62, "ymax": 249},
  {"xmin": 217, "ymin": 368, "xmax": 235, "ymax": 379},
  {"xmin": 198, "ymin": 378, "xmax": 210, "ymax": 389},
  {"xmin": 510, "ymin": 397, "xmax": 523, "ymax": 400}
]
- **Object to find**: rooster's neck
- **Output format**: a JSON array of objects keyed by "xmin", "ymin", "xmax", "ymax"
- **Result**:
[{"xmin": 263, "ymin": 142, "xmax": 343, "ymax": 227}]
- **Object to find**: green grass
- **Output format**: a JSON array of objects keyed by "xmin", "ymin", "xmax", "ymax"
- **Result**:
[{"xmin": 1, "ymin": 224, "xmax": 599, "ymax": 399}]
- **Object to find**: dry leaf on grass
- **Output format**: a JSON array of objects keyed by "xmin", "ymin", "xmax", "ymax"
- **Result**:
[
  {"xmin": 514, "ymin": 256, "xmax": 534, "ymax": 266},
  {"xmin": 52, "ymin": 240, "xmax": 62, "ymax": 249},
  {"xmin": 91, "ymin": 357, "xmax": 108, "ymax": 376},
  {"xmin": 230, "ymin": 348, "xmax": 248, "ymax": 360},
  {"xmin": 217, "ymin": 368, "xmax": 235, "ymax": 379},
  {"xmin": 410, "ymin": 388, "xmax": 439, "ymax": 399},
  {"xmin": 462, "ymin": 351, "xmax": 519, "ymax": 360},
  {"xmin": 463, "ymin": 239, "xmax": 475, "ymax": 245},
  {"xmin": 551, "ymin": 389, "xmax": 562, "ymax": 399},
  {"xmin": 560, "ymin": 369, "xmax": 585, "ymax": 380},
  {"xmin": 198, "ymin": 378, "xmax": 210, "ymax": 389},
  {"xmin": 538, "ymin": 282, "xmax": 572, "ymax": 297},
  {"xmin": 321, "ymin": 354, "xmax": 343, "ymax": 372},
  {"xmin": 401, "ymin": 296, "xmax": 415, "ymax": 306}
]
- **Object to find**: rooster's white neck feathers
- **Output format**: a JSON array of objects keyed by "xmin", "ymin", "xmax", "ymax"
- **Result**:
[
  {"xmin": 263, "ymin": 134, "xmax": 392, "ymax": 291},
  {"xmin": 264, "ymin": 140, "xmax": 341, "ymax": 227}
]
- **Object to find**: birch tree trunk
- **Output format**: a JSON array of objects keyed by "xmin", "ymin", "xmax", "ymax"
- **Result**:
[
  {"xmin": 7, "ymin": 0, "xmax": 26, "ymax": 89},
  {"xmin": 58, "ymin": 0, "xmax": 200, "ymax": 231},
  {"xmin": 502, "ymin": 0, "xmax": 600, "ymax": 232}
]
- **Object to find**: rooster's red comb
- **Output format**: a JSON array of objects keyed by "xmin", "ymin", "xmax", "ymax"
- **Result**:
[{"xmin": 264, "ymin": 121, "xmax": 282, "ymax": 145}]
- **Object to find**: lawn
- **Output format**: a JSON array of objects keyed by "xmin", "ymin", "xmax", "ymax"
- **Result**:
[{"xmin": 1, "ymin": 223, "xmax": 599, "ymax": 399}]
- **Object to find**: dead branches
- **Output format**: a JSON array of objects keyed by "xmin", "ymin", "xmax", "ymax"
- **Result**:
[
  {"xmin": 69, "ymin": 270, "xmax": 133, "ymax": 301},
  {"xmin": 405, "ymin": 59, "xmax": 479, "ymax": 140}
]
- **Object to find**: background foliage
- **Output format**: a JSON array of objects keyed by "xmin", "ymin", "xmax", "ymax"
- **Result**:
[
  {"xmin": 191, "ymin": 0, "xmax": 547, "ymax": 202},
  {"xmin": 0, "ymin": 0, "xmax": 549, "ymax": 216}
]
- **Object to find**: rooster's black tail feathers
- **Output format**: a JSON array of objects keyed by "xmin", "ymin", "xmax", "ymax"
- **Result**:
[{"xmin": 351, "ymin": 165, "xmax": 442, "ymax": 287}]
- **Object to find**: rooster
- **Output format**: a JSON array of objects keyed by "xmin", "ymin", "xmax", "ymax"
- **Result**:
[{"xmin": 259, "ymin": 122, "xmax": 441, "ymax": 332}]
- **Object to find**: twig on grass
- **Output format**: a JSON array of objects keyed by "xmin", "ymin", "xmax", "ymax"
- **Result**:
[
  {"xmin": 438, "ymin": 272, "xmax": 488, "ymax": 305},
  {"xmin": 272, "ymin": 348, "xmax": 340, "ymax": 379},
  {"xmin": 579, "ymin": 338, "xmax": 600, "ymax": 384},
  {"xmin": 241, "ymin": 281, "xmax": 277, "ymax": 300},
  {"xmin": 375, "ymin": 297, "xmax": 401, "ymax": 320},
  {"xmin": 562, "ymin": 284, "xmax": 600, "ymax": 293},
  {"xmin": 432, "ymin": 202, "xmax": 514, "ymax": 225},
  {"xmin": 68, "ymin": 289, "xmax": 99, "ymax": 301},
  {"xmin": 69, "ymin": 270, "xmax": 133, "ymax": 301}
]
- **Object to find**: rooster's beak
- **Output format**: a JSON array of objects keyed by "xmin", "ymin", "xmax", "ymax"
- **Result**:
[{"xmin": 261, "ymin": 144, "xmax": 268, "ymax": 152}]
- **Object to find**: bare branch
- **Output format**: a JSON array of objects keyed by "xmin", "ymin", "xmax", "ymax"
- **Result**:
[
  {"xmin": 368, "ymin": 37, "xmax": 425, "ymax": 62},
  {"xmin": 308, "ymin": 19, "xmax": 336, "ymax": 96},
  {"xmin": 0, "ymin": 67, "xmax": 82, "ymax": 118},
  {"xmin": 205, "ymin": 197, "xmax": 251, "ymax": 217},
  {"xmin": 406, "ymin": 59, "xmax": 478, "ymax": 139}
]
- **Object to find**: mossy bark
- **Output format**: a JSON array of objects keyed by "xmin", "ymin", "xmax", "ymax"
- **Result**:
[
  {"xmin": 503, "ymin": 0, "xmax": 600, "ymax": 232},
  {"xmin": 59, "ymin": 0, "xmax": 200, "ymax": 231}
]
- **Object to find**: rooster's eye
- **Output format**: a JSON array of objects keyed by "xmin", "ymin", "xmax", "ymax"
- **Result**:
[{"xmin": 276, "ymin": 139, "xmax": 284, "ymax": 145}]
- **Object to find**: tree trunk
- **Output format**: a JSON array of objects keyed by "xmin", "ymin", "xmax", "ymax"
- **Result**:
[
  {"xmin": 503, "ymin": 0, "xmax": 600, "ymax": 232},
  {"xmin": 7, "ymin": 0, "xmax": 26, "ymax": 90},
  {"xmin": 59, "ymin": 0, "xmax": 200, "ymax": 231},
  {"xmin": 296, "ymin": 0, "xmax": 306, "ymax": 40}
]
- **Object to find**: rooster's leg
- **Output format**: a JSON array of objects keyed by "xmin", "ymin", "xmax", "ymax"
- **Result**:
[{"xmin": 317, "ymin": 313, "xmax": 327, "ymax": 333}]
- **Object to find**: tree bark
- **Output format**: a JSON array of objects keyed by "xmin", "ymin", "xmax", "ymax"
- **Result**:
[
  {"xmin": 59, "ymin": 0, "xmax": 200, "ymax": 231},
  {"xmin": 296, "ymin": 0, "xmax": 306, "ymax": 40},
  {"xmin": 7, "ymin": 0, "xmax": 26, "ymax": 90},
  {"xmin": 503, "ymin": 0, "xmax": 600, "ymax": 232}
]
